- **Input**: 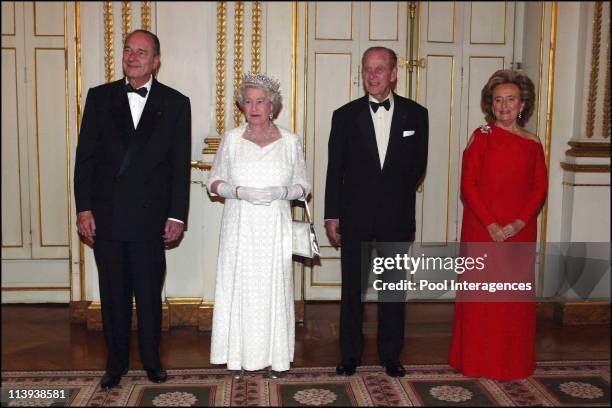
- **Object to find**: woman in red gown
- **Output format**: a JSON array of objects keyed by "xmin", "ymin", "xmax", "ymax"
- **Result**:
[{"xmin": 448, "ymin": 70, "xmax": 548, "ymax": 380}]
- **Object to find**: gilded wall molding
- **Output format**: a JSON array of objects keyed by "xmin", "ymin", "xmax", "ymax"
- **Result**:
[
  {"xmin": 103, "ymin": 2, "xmax": 114, "ymax": 83},
  {"xmin": 203, "ymin": 2, "xmax": 227, "ymax": 155},
  {"xmin": 603, "ymin": 20, "xmax": 610, "ymax": 139},
  {"xmin": 251, "ymin": 1, "xmax": 262, "ymax": 73},
  {"xmin": 233, "ymin": 2, "xmax": 245, "ymax": 127},
  {"xmin": 121, "ymin": 1, "xmax": 131, "ymax": 44},
  {"xmin": 560, "ymin": 162, "xmax": 610, "ymax": 173},
  {"xmin": 585, "ymin": 1, "xmax": 602, "ymax": 139},
  {"xmin": 565, "ymin": 141, "xmax": 611, "ymax": 158},
  {"xmin": 141, "ymin": 1, "xmax": 152, "ymax": 31}
]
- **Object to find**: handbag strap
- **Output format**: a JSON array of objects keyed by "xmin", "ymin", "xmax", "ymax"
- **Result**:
[{"xmin": 301, "ymin": 199, "xmax": 313, "ymax": 224}]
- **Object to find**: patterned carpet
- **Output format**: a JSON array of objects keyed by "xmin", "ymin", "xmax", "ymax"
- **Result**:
[{"xmin": 1, "ymin": 361, "xmax": 609, "ymax": 406}]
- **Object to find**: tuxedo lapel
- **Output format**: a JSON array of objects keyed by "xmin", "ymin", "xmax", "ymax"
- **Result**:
[
  {"xmin": 110, "ymin": 80, "xmax": 133, "ymax": 149},
  {"xmin": 117, "ymin": 78, "xmax": 164, "ymax": 177},
  {"xmin": 383, "ymin": 94, "xmax": 407, "ymax": 170},
  {"xmin": 355, "ymin": 97, "xmax": 381, "ymax": 169}
]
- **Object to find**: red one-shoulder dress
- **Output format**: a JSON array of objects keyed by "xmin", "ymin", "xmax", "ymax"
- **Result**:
[{"xmin": 448, "ymin": 123, "xmax": 548, "ymax": 380}]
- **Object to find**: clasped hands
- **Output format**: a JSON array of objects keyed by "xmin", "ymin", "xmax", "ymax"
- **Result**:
[
  {"xmin": 486, "ymin": 219, "xmax": 526, "ymax": 242},
  {"xmin": 217, "ymin": 182, "xmax": 304, "ymax": 205}
]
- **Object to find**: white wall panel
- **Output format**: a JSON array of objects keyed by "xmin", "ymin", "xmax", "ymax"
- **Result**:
[
  {"xmin": 315, "ymin": 2, "xmax": 353, "ymax": 40},
  {"xmin": 470, "ymin": 2, "xmax": 506, "ymax": 44},
  {"xmin": 1, "ymin": 49, "xmax": 23, "ymax": 248},
  {"xmin": 421, "ymin": 55, "xmax": 454, "ymax": 243},
  {"xmin": 34, "ymin": 49, "xmax": 69, "ymax": 249},
  {"xmin": 2, "ymin": 2, "xmax": 15, "ymax": 35},
  {"xmin": 34, "ymin": 2, "xmax": 64, "ymax": 36},
  {"xmin": 427, "ymin": 2, "xmax": 454, "ymax": 43},
  {"xmin": 369, "ymin": 2, "xmax": 398, "ymax": 41},
  {"xmin": 467, "ymin": 56, "xmax": 503, "ymax": 139}
]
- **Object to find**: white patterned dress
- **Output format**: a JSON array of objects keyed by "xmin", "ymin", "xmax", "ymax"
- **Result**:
[{"xmin": 206, "ymin": 124, "xmax": 311, "ymax": 372}]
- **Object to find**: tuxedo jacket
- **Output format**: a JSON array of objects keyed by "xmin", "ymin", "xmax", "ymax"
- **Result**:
[
  {"xmin": 324, "ymin": 93, "xmax": 428, "ymax": 241},
  {"xmin": 74, "ymin": 78, "xmax": 191, "ymax": 241}
]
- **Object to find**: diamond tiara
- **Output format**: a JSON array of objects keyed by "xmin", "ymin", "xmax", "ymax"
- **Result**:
[{"xmin": 241, "ymin": 72, "xmax": 281, "ymax": 94}]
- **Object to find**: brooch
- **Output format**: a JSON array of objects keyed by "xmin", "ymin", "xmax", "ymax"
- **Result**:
[{"xmin": 479, "ymin": 124, "xmax": 492, "ymax": 134}]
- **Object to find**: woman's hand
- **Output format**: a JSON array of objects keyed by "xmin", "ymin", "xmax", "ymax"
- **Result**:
[
  {"xmin": 502, "ymin": 219, "xmax": 526, "ymax": 239},
  {"xmin": 486, "ymin": 222, "xmax": 506, "ymax": 242}
]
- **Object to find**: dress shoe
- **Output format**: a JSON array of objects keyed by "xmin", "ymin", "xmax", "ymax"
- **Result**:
[
  {"xmin": 335, "ymin": 362, "xmax": 357, "ymax": 376},
  {"xmin": 231, "ymin": 369, "xmax": 244, "ymax": 380},
  {"xmin": 383, "ymin": 363, "xmax": 406, "ymax": 378},
  {"xmin": 100, "ymin": 369, "xmax": 127, "ymax": 390},
  {"xmin": 266, "ymin": 368, "xmax": 283, "ymax": 379},
  {"xmin": 146, "ymin": 368, "xmax": 167, "ymax": 383}
]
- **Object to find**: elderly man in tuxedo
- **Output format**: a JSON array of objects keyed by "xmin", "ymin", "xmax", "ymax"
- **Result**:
[
  {"xmin": 74, "ymin": 30, "xmax": 191, "ymax": 390},
  {"xmin": 325, "ymin": 46, "xmax": 428, "ymax": 377}
]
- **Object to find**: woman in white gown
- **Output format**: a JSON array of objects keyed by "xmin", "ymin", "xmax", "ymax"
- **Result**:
[{"xmin": 207, "ymin": 73, "xmax": 311, "ymax": 379}]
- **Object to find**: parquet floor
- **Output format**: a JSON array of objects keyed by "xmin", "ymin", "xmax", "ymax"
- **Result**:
[{"xmin": 2, "ymin": 303, "xmax": 610, "ymax": 371}]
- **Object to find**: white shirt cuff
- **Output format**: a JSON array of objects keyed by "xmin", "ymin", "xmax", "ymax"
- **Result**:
[{"xmin": 168, "ymin": 218, "xmax": 184, "ymax": 224}]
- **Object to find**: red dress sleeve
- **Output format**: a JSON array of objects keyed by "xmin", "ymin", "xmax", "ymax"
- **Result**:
[
  {"xmin": 517, "ymin": 142, "xmax": 548, "ymax": 224},
  {"xmin": 461, "ymin": 130, "xmax": 496, "ymax": 227}
]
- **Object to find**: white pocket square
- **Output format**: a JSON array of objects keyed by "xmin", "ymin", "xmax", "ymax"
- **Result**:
[{"xmin": 403, "ymin": 130, "xmax": 415, "ymax": 137}]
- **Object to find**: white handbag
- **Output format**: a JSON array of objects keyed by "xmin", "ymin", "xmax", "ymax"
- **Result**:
[{"xmin": 292, "ymin": 200, "xmax": 321, "ymax": 258}]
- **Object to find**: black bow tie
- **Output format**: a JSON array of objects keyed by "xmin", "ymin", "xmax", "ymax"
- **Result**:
[
  {"xmin": 126, "ymin": 83, "xmax": 148, "ymax": 98},
  {"xmin": 370, "ymin": 99, "xmax": 391, "ymax": 113}
]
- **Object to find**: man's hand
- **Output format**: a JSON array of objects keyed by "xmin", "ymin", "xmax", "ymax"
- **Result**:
[
  {"xmin": 325, "ymin": 219, "xmax": 341, "ymax": 247},
  {"xmin": 486, "ymin": 222, "xmax": 506, "ymax": 242},
  {"xmin": 164, "ymin": 219, "xmax": 185, "ymax": 243},
  {"xmin": 502, "ymin": 219, "xmax": 526, "ymax": 239},
  {"xmin": 77, "ymin": 210, "xmax": 96, "ymax": 245}
]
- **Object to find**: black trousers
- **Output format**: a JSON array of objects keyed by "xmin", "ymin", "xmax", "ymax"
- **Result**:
[
  {"xmin": 93, "ymin": 238, "xmax": 166, "ymax": 375},
  {"xmin": 339, "ymin": 239, "xmax": 410, "ymax": 365}
]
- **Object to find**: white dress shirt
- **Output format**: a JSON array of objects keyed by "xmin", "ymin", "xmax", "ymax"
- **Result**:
[
  {"xmin": 125, "ymin": 76, "xmax": 183, "ymax": 225},
  {"xmin": 368, "ymin": 93, "xmax": 394, "ymax": 168},
  {"xmin": 125, "ymin": 75, "xmax": 152, "ymax": 128}
]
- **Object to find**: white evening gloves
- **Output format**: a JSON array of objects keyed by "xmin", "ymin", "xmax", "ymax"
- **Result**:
[{"xmin": 216, "ymin": 182, "xmax": 305, "ymax": 205}]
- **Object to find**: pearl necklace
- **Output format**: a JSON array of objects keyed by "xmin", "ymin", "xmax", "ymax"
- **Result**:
[{"xmin": 246, "ymin": 123, "xmax": 274, "ymax": 141}]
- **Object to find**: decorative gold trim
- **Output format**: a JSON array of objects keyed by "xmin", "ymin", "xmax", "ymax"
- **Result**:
[
  {"xmin": 64, "ymin": 1, "xmax": 72, "ymax": 300},
  {"xmin": 426, "ymin": 1, "xmax": 455, "ymax": 44},
  {"xmin": 414, "ymin": 1, "xmax": 421, "ymax": 100},
  {"xmin": 586, "ymin": 1, "xmax": 602, "ymax": 138},
  {"xmin": 103, "ymin": 2, "xmax": 115, "ymax": 83},
  {"xmin": 562, "ymin": 181, "xmax": 610, "ymax": 187},
  {"xmin": 368, "ymin": 1, "xmax": 400, "ymax": 41},
  {"xmin": 166, "ymin": 297, "xmax": 203, "ymax": 305},
  {"xmin": 535, "ymin": 1, "xmax": 546, "ymax": 137},
  {"xmin": 537, "ymin": 2, "xmax": 557, "ymax": 298},
  {"xmin": 291, "ymin": 2, "xmax": 298, "ymax": 133},
  {"xmin": 469, "ymin": 1, "xmax": 507, "ymax": 45},
  {"xmin": 1, "ymin": 287, "xmax": 70, "ymax": 291},
  {"xmin": 586, "ymin": 1, "xmax": 603, "ymax": 138},
  {"xmin": 74, "ymin": 2, "xmax": 83, "ymax": 300},
  {"xmin": 565, "ymin": 141, "xmax": 611, "ymax": 157},
  {"xmin": 603, "ymin": 16, "xmax": 610, "ymax": 139},
  {"xmin": 191, "ymin": 160, "xmax": 212, "ymax": 171},
  {"xmin": 233, "ymin": 1, "xmax": 245, "ymax": 128},
  {"xmin": 560, "ymin": 162, "xmax": 610, "ymax": 173},
  {"xmin": 140, "ymin": 1, "xmax": 152, "ymax": 31},
  {"xmin": 121, "ymin": 1, "xmax": 132, "ymax": 44},
  {"xmin": 251, "ymin": 1, "xmax": 262, "ymax": 73},
  {"xmin": 203, "ymin": 2, "xmax": 227, "ymax": 155}
]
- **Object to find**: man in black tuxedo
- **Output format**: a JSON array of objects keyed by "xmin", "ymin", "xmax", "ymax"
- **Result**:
[
  {"xmin": 74, "ymin": 30, "xmax": 191, "ymax": 390},
  {"xmin": 324, "ymin": 47, "xmax": 428, "ymax": 377}
]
